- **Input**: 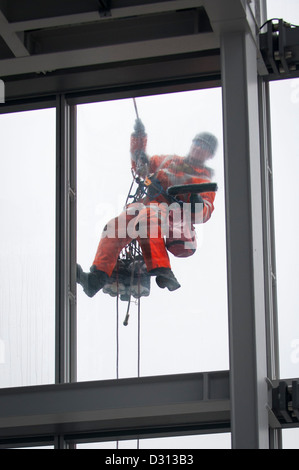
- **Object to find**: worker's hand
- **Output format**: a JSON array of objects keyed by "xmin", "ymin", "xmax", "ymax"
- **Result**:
[
  {"xmin": 136, "ymin": 160, "xmax": 149, "ymax": 178},
  {"xmin": 190, "ymin": 193, "xmax": 204, "ymax": 213},
  {"xmin": 136, "ymin": 150, "xmax": 148, "ymax": 164},
  {"xmin": 135, "ymin": 150, "xmax": 149, "ymax": 178},
  {"xmin": 133, "ymin": 118, "xmax": 145, "ymax": 135}
]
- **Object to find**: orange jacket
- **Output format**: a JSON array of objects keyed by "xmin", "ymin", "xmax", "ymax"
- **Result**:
[{"xmin": 130, "ymin": 134, "xmax": 216, "ymax": 223}]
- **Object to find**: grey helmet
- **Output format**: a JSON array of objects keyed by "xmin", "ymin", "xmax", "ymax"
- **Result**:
[{"xmin": 192, "ymin": 132, "xmax": 218, "ymax": 156}]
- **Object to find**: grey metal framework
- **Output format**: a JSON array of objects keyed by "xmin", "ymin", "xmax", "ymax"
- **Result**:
[
  {"xmin": 0, "ymin": 0, "xmax": 299, "ymax": 449},
  {"xmin": 0, "ymin": 371, "xmax": 230, "ymax": 447}
]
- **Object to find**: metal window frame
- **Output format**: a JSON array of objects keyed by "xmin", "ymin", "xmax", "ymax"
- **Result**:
[
  {"xmin": 1, "ymin": 0, "xmax": 299, "ymax": 450},
  {"xmin": 0, "ymin": 371, "xmax": 230, "ymax": 449},
  {"xmin": 55, "ymin": 95, "xmax": 77, "ymax": 385},
  {"xmin": 221, "ymin": 29, "xmax": 272, "ymax": 449}
]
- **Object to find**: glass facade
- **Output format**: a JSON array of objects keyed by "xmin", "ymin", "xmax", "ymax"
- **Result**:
[
  {"xmin": 76, "ymin": 433, "xmax": 231, "ymax": 449},
  {"xmin": 266, "ymin": 0, "xmax": 299, "ymax": 450},
  {"xmin": 269, "ymin": 77, "xmax": 299, "ymax": 379},
  {"xmin": 76, "ymin": 90, "xmax": 228, "ymax": 382},
  {"xmin": 0, "ymin": 108, "xmax": 56, "ymax": 388}
]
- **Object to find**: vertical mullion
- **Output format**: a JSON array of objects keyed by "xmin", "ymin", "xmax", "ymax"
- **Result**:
[
  {"xmin": 221, "ymin": 31, "xmax": 269, "ymax": 448},
  {"xmin": 55, "ymin": 95, "xmax": 76, "ymax": 384},
  {"xmin": 258, "ymin": 0, "xmax": 281, "ymax": 450},
  {"xmin": 55, "ymin": 94, "xmax": 68, "ymax": 384},
  {"xmin": 259, "ymin": 80, "xmax": 280, "ymax": 380},
  {"xmin": 54, "ymin": 435, "xmax": 67, "ymax": 449},
  {"xmin": 257, "ymin": 0, "xmax": 280, "ymax": 383},
  {"xmin": 69, "ymin": 105, "xmax": 77, "ymax": 384},
  {"xmin": 259, "ymin": 79, "xmax": 282, "ymax": 449}
]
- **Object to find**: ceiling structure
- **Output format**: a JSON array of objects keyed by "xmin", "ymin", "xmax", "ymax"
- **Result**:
[
  {"xmin": 0, "ymin": 0, "xmax": 263, "ymax": 102},
  {"xmin": 1, "ymin": 0, "xmax": 299, "ymax": 103}
]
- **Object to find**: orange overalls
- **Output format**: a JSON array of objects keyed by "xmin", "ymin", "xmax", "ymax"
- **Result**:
[{"xmin": 92, "ymin": 133, "xmax": 216, "ymax": 276}]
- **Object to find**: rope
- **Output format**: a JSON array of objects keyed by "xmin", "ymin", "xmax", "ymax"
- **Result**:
[
  {"xmin": 115, "ymin": 96, "xmax": 143, "ymax": 380},
  {"xmin": 123, "ymin": 296, "xmax": 132, "ymax": 326},
  {"xmin": 116, "ymin": 265, "xmax": 119, "ymax": 380},
  {"xmin": 133, "ymin": 97, "xmax": 139, "ymax": 119},
  {"xmin": 124, "ymin": 175, "xmax": 135, "ymax": 208},
  {"xmin": 115, "ymin": 244, "xmax": 142, "ymax": 378},
  {"xmin": 114, "ymin": 97, "xmax": 143, "ymax": 448},
  {"xmin": 137, "ymin": 296, "xmax": 141, "ymax": 378}
]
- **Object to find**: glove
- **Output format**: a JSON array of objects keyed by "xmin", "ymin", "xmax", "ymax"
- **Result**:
[
  {"xmin": 136, "ymin": 151, "xmax": 149, "ymax": 177},
  {"xmin": 135, "ymin": 150, "xmax": 148, "ymax": 164},
  {"xmin": 133, "ymin": 118, "xmax": 145, "ymax": 136},
  {"xmin": 190, "ymin": 193, "xmax": 204, "ymax": 214}
]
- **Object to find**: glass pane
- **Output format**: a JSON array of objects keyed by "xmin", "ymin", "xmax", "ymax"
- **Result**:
[
  {"xmin": 266, "ymin": 1, "xmax": 299, "ymax": 446},
  {"xmin": 270, "ymin": 78, "xmax": 299, "ymax": 378},
  {"xmin": 139, "ymin": 433, "xmax": 231, "ymax": 449},
  {"xmin": 76, "ymin": 89, "xmax": 228, "ymax": 381},
  {"xmin": 0, "ymin": 108, "xmax": 56, "ymax": 388},
  {"xmin": 76, "ymin": 433, "xmax": 231, "ymax": 449},
  {"xmin": 12, "ymin": 445, "xmax": 54, "ymax": 449},
  {"xmin": 282, "ymin": 428, "xmax": 299, "ymax": 449}
]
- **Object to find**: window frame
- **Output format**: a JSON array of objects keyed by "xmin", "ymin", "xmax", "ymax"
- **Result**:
[{"xmin": 0, "ymin": 3, "xmax": 299, "ymax": 450}]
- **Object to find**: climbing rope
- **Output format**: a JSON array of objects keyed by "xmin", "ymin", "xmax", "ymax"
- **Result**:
[
  {"xmin": 115, "ymin": 251, "xmax": 142, "ymax": 379},
  {"xmin": 115, "ymin": 98, "xmax": 146, "ymax": 383}
]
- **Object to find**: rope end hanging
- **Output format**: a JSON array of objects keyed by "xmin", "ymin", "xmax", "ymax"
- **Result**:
[
  {"xmin": 133, "ymin": 97, "xmax": 139, "ymax": 120},
  {"xmin": 123, "ymin": 296, "xmax": 131, "ymax": 326},
  {"xmin": 123, "ymin": 313, "xmax": 129, "ymax": 326}
]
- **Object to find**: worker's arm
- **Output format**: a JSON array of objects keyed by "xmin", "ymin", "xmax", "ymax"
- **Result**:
[
  {"xmin": 192, "ymin": 190, "xmax": 216, "ymax": 223},
  {"xmin": 130, "ymin": 118, "xmax": 149, "ymax": 177}
]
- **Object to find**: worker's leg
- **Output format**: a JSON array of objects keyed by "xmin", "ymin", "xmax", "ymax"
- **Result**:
[
  {"xmin": 93, "ymin": 202, "xmax": 171, "ymax": 273},
  {"xmin": 135, "ymin": 203, "xmax": 171, "ymax": 271},
  {"xmin": 138, "ymin": 203, "xmax": 181, "ymax": 291},
  {"xmin": 92, "ymin": 210, "xmax": 133, "ymax": 276},
  {"xmin": 78, "ymin": 203, "xmax": 180, "ymax": 295},
  {"xmin": 77, "ymin": 209, "xmax": 134, "ymax": 297}
]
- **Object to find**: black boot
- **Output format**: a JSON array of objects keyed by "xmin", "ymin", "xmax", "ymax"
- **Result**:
[
  {"xmin": 77, "ymin": 264, "xmax": 109, "ymax": 298},
  {"xmin": 149, "ymin": 267, "xmax": 181, "ymax": 292}
]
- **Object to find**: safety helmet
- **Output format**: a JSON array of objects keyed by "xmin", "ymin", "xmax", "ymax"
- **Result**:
[{"xmin": 192, "ymin": 132, "xmax": 218, "ymax": 156}]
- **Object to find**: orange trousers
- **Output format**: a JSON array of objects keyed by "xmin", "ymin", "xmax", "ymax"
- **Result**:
[{"xmin": 92, "ymin": 202, "xmax": 171, "ymax": 276}]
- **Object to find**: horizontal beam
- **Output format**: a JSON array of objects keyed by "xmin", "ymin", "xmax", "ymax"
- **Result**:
[
  {"xmin": 0, "ymin": 371, "xmax": 230, "ymax": 442},
  {"xmin": 7, "ymin": 0, "xmax": 205, "ymax": 32},
  {"xmin": 3, "ymin": 52, "xmax": 220, "ymax": 103},
  {"xmin": 0, "ymin": 32, "xmax": 219, "ymax": 77},
  {"xmin": 0, "ymin": 10, "xmax": 29, "ymax": 57}
]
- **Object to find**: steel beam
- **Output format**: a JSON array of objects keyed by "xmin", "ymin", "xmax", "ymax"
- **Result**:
[
  {"xmin": 0, "ymin": 10, "xmax": 29, "ymax": 57},
  {"xmin": 0, "ymin": 33, "xmax": 219, "ymax": 77},
  {"xmin": 3, "ymin": 53, "xmax": 220, "ymax": 103},
  {"xmin": 0, "ymin": 371, "xmax": 230, "ymax": 443},
  {"xmin": 221, "ymin": 29, "xmax": 269, "ymax": 449},
  {"xmin": 204, "ymin": 0, "xmax": 271, "ymax": 449},
  {"xmin": 8, "ymin": 1, "xmax": 205, "ymax": 32}
]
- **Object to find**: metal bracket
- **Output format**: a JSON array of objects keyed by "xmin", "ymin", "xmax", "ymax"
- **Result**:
[
  {"xmin": 271, "ymin": 379, "xmax": 299, "ymax": 427},
  {"xmin": 259, "ymin": 19, "xmax": 299, "ymax": 77}
]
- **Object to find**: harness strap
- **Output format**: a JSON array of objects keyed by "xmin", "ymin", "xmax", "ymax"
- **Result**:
[{"xmin": 145, "ymin": 174, "xmax": 182, "ymax": 205}]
